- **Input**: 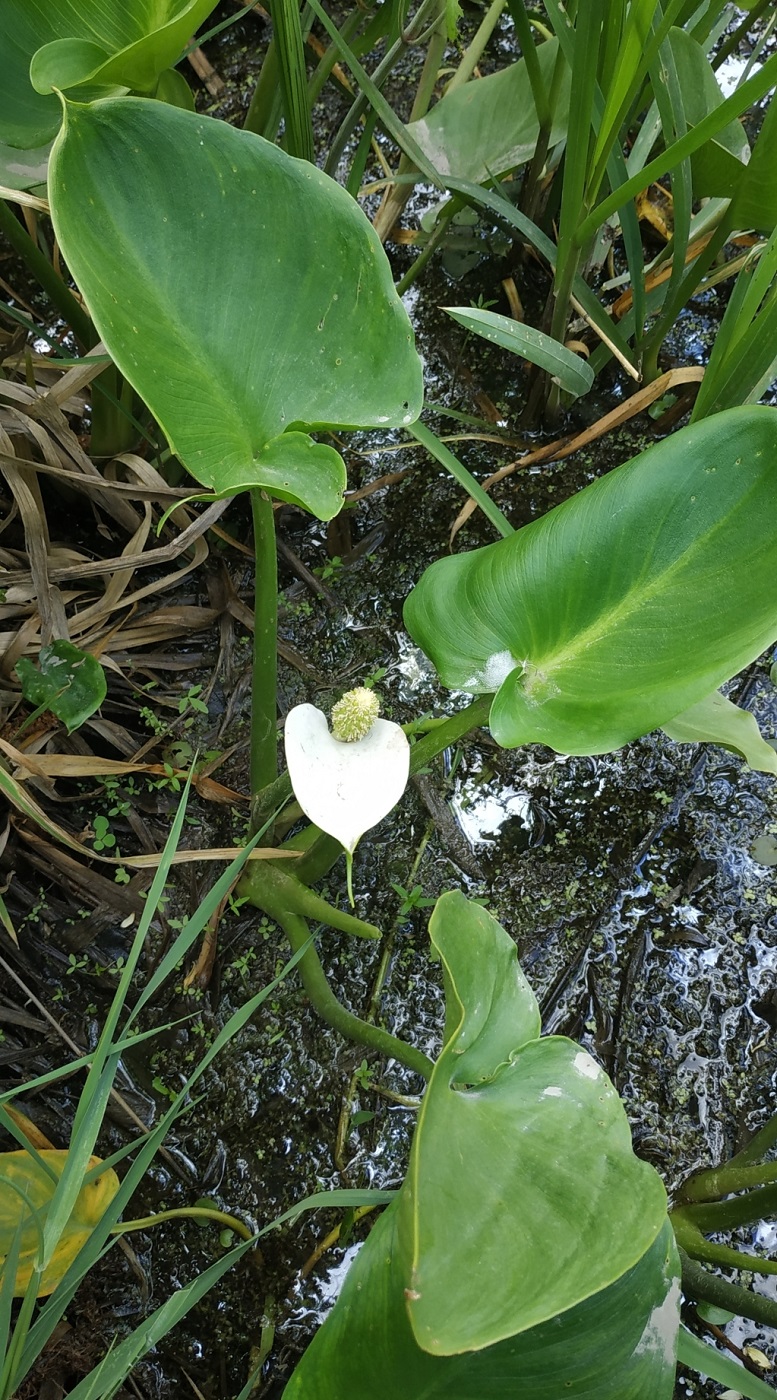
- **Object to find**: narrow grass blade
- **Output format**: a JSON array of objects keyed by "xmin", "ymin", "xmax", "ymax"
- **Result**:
[
  {"xmin": 445, "ymin": 306, "xmax": 594, "ymax": 396},
  {"xmin": 304, "ymin": 0, "xmax": 444, "ymax": 188},
  {"xmin": 124, "ymin": 820, "xmax": 276, "ymax": 1029},
  {"xmin": 579, "ymin": 48, "xmax": 777, "ymax": 243},
  {"xmin": 18, "ymin": 937, "xmax": 314, "ymax": 1385},
  {"xmin": 677, "ymin": 1326, "xmax": 777, "ymax": 1399},
  {"xmin": 407, "ymin": 420, "xmax": 514, "ymax": 538},
  {"xmin": 271, "ymin": 0, "xmax": 314, "ymax": 162},
  {"xmin": 37, "ymin": 776, "xmax": 196, "ymax": 1271},
  {"xmin": 62, "ymin": 1190, "xmax": 394, "ymax": 1400}
]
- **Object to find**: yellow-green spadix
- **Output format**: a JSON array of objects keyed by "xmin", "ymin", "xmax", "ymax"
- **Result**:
[{"xmin": 284, "ymin": 692, "xmax": 410, "ymax": 895}]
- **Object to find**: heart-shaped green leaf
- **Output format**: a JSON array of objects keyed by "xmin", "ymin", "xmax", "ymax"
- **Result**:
[
  {"xmin": 0, "ymin": 1150, "xmax": 119, "ymax": 1297},
  {"xmin": 16, "ymin": 639, "xmax": 106, "ymax": 733},
  {"xmin": 397, "ymin": 892, "xmax": 667, "ymax": 1355},
  {"xmin": 0, "ymin": 0, "xmax": 218, "ymax": 151},
  {"xmin": 663, "ymin": 690, "xmax": 777, "ymax": 774},
  {"xmin": 48, "ymin": 98, "xmax": 423, "ymax": 519},
  {"xmin": 404, "ymin": 407, "xmax": 777, "ymax": 755},
  {"xmin": 283, "ymin": 1189, "xmax": 679, "ymax": 1399}
]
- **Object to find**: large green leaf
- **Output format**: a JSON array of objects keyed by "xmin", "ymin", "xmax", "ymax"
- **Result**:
[
  {"xmin": 283, "ymin": 1192, "xmax": 679, "ymax": 1399},
  {"xmin": 48, "ymin": 98, "xmax": 423, "ymax": 519},
  {"xmin": 662, "ymin": 690, "xmax": 777, "ymax": 774},
  {"xmin": 406, "ymin": 38, "xmax": 569, "ymax": 184},
  {"xmin": 0, "ymin": 0, "xmax": 217, "ymax": 151},
  {"xmin": 404, "ymin": 407, "xmax": 777, "ymax": 754},
  {"xmin": 398, "ymin": 892, "xmax": 667, "ymax": 1354}
]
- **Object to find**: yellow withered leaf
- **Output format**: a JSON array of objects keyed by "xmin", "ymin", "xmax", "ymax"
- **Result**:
[{"xmin": 0, "ymin": 1149, "xmax": 120, "ymax": 1297}]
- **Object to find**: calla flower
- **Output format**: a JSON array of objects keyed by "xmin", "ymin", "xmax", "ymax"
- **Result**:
[{"xmin": 284, "ymin": 692, "xmax": 410, "ymax": 875}]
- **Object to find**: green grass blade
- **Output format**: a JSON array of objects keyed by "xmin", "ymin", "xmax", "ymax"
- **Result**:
[
  {"xmin": 444, "ymin": 176, "xmax": 638, "ymax": 372},
  {"xmin": 37, "ymin": 777, "xmax": 196, "ymax": 1271},
  {"xmin": 124, "ymin": 821, "xmax": 277, "ymax": 1030},
  {"xmin": 61, "ymin": 1190, "xmax": 395, "ymax": 1400},
  {"xmin": 407, "ymin": 419, "xmax": 514, "ymax": 538},
  {"xmin": 445, "ymin": 305, "xmax": 594, "ymax": 396},
  {"xmin": 591, "ymin": 0, "xmax": 687, "ymax": 184},
  {"xmin": 271, "ymin": 0, "xmax": 314, "ymax": 162},
  {"xmin": 579, "ymin": 48, "xmax": 777, "ymax": 243},
  {"xmin": 648, "ymin": 36, "xmax": 692, "ymax": 311},
  {"xmin": 691, "ymin": 281, "xmax": 777, "ymax": 418},
  {"xmin": 304, "ymin": 0, "xmax": 444, "ymax": 187},
  {"xmin": 17, "ymin": 937, "xmax": 314, "ymax": 1385},
  {"xmin": 677, "ymin": 1326, "xmax": 777, "ymax": 1399}
]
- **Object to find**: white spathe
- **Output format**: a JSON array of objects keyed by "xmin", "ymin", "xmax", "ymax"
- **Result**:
[{"xmin": 284, "ymin": 703, "xmax": 410, "ymax": 854}]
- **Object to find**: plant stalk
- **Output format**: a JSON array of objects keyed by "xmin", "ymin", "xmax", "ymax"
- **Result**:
[
  {"xmin": 113, "ymin": 1206, "xmax": 255, "ymax": 1243},
  {"xmin": 679, "ymin": 1248, "xmax": 777, "ymax": 1330},
  {"xmin": 250, "ymin": 490, "xmax": 279, "ymax": 798},
  {"xmin": 279, "ymin": 910, "xmax": 434, "ymax": 1078}
]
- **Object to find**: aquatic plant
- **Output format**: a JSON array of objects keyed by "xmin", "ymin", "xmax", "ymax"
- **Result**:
[{"xmin": 2, "ymin": 1, "xmax": 777, "ymax": 1395}]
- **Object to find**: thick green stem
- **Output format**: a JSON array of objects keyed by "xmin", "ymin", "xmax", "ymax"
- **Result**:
[
  {"xmin": 239, "ymin": 859, "xmax": 381, "ymax": 940},
  {"xmin": 113, "ymin": 1206, "xmax": 255, "ymax": 1243},
  {"xmin": 672, "ymin": 1208, "xmax": 777, "ymax": 1277},
  {"xmin": 250, "ymin": 770, "xmax": 293, "ymax": 838},
  {"xmin": 250, "ymin": 490, "xmax": 279, "ymax": 798},
  {"xmin": 675, "ymin": 1183, "xmax": 777, "ymax": 1235},
  {"xmin": 678, "ymin": 1159, "xmax": 777, "ymax": 1206},
  {"xmin": 0, "ymin": 199, "xmax": 94, "ymax": 351},
  {"xmin": 444, "ymin": 0, "xmax": 506, "ymax": 96},
  {"xmin": 279, "ymin": 909, "xmax": 434, "ymax": 1078},
  {"xmin": 407, "ymin": 693, "xmax": 492, "ymax": 772},
  {"xmin": 679, "ymin": 1248, "xmax": 777, "ymax": 1330},
  {"xmin": 725, "ymin": 1109, "xmax": 777, "ymax": 1170}
]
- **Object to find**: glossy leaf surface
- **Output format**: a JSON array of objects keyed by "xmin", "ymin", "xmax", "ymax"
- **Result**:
[
  {"xmin": 0, "ymin": 0, "xmax": 217, "ymax": 150},
  {"xmin": 404, "ymin": 408, "xmax": 777, "ymax": 755},
  {"xmin": 0, "ymin": 139, "xmax": 51, "ymax": 192},
  {"xmin": 0, "ymin": 1150, "xmax": 119, "ymax": 1297},
  {"xmin": 16, "ymin": 640, "xmax": 106, "ymax": 733},
  {"xmin": 663, "ymin": 691, "xmax": 777, "ymax": 774},
  {"xmin": 399, "ymin": 893, "xmax": 667, "ymax": 1354},
  {"xmin": 49, "ymin": 99, "xmax": 422, "ymax": 518},
  {"xmin": 446, "ymin": 306, "xmax": 594, "ymax": 397},
  {"xmin": 284, "ymin": 1206, "xmax": 679, "ymax": 1400},
  {"xmin": 406, "ymin": 39, "xmax": 569, "ymax": 184}
]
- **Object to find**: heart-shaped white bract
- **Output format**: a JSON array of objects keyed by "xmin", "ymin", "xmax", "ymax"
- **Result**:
[{"xmin": 284, "ymin": 703, "xmax": 410, "ymax": 856}]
